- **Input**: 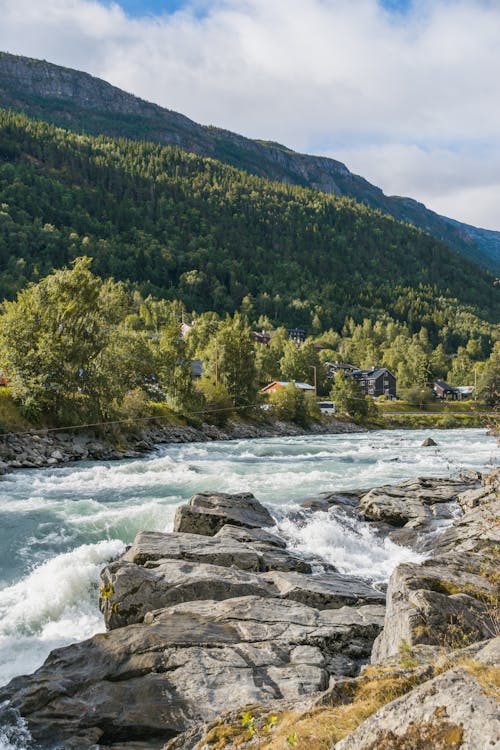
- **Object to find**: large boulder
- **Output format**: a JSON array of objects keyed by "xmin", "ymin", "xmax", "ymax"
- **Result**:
[
  {"xmin": 358, "ymin": 476, "xmax": 479, "ymax": 528},
  {"xmin": 371, "ymin": 473, "xmax": 500, "ymax": 662},
  {"xmin": 173, "ymin": 491, "xmax": 275, "ymax": 536},
  {"xmin": 0, "ymin": 597, "xmax": 385, "ymax": 748},
  {"xmin": 371, "ymin": 553, "xmax": 495, "ymax": 662}
]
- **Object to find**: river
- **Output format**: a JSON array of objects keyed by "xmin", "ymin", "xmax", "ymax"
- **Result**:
[{"xmin": 0, "ymin": 428, "xmax": 497, "ymax": 697}]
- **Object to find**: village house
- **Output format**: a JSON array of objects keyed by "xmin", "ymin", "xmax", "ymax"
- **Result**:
[
  {"xmin": 261, "ymin": 381, "xmax": 316, "ymax": 394},
  {"xmin": 327, "ymin": 363, "xmax": 397, "ymax": 398},
  {"xmin": 433, "ymin": 380, "xmax": 475, "ymax": 400}
]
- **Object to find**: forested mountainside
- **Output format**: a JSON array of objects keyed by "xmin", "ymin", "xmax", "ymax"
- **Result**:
[
  {"xmin": 0, "ymin": 51, "xmax": 498, "ymax": 273},
  {"xmin": 0, "ymin": 109, "xmax": 497, "ymax": 344}
]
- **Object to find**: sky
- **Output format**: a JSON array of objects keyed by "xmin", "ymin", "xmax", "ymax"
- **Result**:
[{"xmin": 1, "ymin": 0, "xmax": 499, "ymax": 230}]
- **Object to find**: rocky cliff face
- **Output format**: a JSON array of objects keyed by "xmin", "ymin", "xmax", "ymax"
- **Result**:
[
  {"xmin": 1, "ymin": 51, "xmax": 498, "ymax": 272},
  {"xmin": 0, "ymin": 472, "xmax": 498, "ymax": 749}
]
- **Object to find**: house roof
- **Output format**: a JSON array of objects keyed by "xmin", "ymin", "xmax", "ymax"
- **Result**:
[
  {"xmin": 434, "ymin": 379, "xmax": 455, "ymax": 391},
  {"xmin": 354, "ymin": 368, "xmax": 393, "ymax": 379},
  {"xmin": 261, "ymin": 381, "xmax": 315, "ymax": 392}
]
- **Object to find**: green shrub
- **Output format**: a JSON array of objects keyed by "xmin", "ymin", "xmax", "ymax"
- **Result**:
[
  {"xmin": 195, "ymin": 377, "xmax": 235, "ymax": 426},
  {"xmin": 269, "ymin": 383, "xmax": 309, "ymax": 426}
]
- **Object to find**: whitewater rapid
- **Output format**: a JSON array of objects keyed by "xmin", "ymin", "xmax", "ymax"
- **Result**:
[{"xmin": 0, "ymin": 428, "xmax": 497, "ymax": 695}]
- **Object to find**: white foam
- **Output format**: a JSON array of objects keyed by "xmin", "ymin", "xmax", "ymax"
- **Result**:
[
  {"xmin": 276, "ymin": 509, "xmax": 425, "ymax": 582},
  {"xmin": 0, "ymin": 539, "xmax": 124, "ymax": 686}
]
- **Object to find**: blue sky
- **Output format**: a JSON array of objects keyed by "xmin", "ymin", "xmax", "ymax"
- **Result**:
[
  {"xmin": 111, "ymin": 0, "xmax": 412, "ymax": 18},
  {"xmin": 2, "ymin": 0, "xmax": 500, "ymax": 229}
]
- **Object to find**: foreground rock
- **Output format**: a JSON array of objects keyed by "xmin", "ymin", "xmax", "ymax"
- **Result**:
[
  {"xmin": 2, "ymin": 474, "xmax": 498, "ymax": 750},
  {"xmin": 0, "ymin": 597, "xmax": 384, "ymax": 748},
  {"xmin": 335, "ymin": 664, "xmax": 500, "ymax": 750},
  {"xmin": 372, "ymin": 471, "xmax": 500, "ymax": 662}
]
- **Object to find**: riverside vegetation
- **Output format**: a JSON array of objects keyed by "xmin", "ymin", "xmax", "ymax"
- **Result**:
[{"xmin": 0, "ymin": 256, "xmax": 497, "ymax": 443}]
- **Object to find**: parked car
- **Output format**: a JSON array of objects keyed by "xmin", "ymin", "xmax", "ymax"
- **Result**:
[{"xmin": 317, "ymin": 400, "xmax": 336, "ymax": 414}]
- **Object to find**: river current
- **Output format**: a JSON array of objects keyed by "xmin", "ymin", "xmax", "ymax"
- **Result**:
[{"xmin": 0, "ymin": 428, "xmax": 497, "ymax": 708}]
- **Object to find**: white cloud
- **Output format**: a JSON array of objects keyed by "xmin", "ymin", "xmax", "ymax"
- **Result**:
[{"xmin": 1, "ymin": 0, "xmax": 500, "ymax": 228}]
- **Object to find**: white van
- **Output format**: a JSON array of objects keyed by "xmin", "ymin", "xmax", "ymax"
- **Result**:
[{"xmin": 317, "ymin": 400, "xmax": 336, "ymax": 414}]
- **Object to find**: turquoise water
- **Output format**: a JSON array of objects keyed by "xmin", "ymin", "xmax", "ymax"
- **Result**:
[{"xmin": 0, "ymin": 428, "xmax": 497, "ymax": 694}]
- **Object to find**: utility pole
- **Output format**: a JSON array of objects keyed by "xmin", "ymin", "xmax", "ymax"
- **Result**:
[{"xmin": 310, "ymin": 365, "xmax": 317, "ymax": 396}]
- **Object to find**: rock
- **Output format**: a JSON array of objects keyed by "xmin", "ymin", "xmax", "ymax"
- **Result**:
[
  {"xmin": 475, "ymin": 635, "xmax": 500, "ymax": 665},
  {"xmin": 173, "ymin": 491, "xmax": 275, "ymax": 536},
  {"xmin": 421, "ymin": 436, "xmax": 438, "ymax": 446},
  {"xmin": 371, "ymin": 552, "xmax": 496, "ymax": 662},
  {"xmin": 99, "ymin": 558, "xmax": 278, "ymax": 629},
  {"xmin": 214, "ymin": 523, "xmax": 287, "ymax": 548},
  {"xmin": 0, "ymin": 597, "xmax": 384, "ymax": 748},
  {"xmin": 262, "ymin": 571, "xmax": 386, "ymax": 610},
  {"xmin": 333, "ymin": 667, "xmax": 500, "ymax": 749},
  {"xmin": 357, "ymin": 475, "xmax": 480, "ymax": 533},
  {"xmin": 0, "ymin": 459, "xmax": 9, "ymax": 474},
  {"xmin": 121, "ymin": 529, "xmax": 312, "ymax": 573}
]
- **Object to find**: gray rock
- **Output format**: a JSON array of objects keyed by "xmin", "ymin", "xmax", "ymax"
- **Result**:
[
  {"xmin": 263, "ymin": 571, "xmax": 386, "ymax": 610},
  {"xmin": 421, "ymin": 436, "xmax": 438, "ymax": 446},
  {"xmin": 334, "ymin": 667, "xmax": 500, "ymax": 749},
  {"xmin": 99, "ymin": 558, "xmax": 278, "ymax": 629},
  {"xmin": 0, "ymin": 597, "xmax": 384, "ymax": 748},
  {"xmin": 214, "ymin": 523, "xmax": 287, "ymax": 548},
  {"xmin": 173, "ymin": 491, "xmax": 275, "ymax": 536},
  {"xmin": 371, "ymin": 553, "xmax": 496, "ymax": 662},
  {"xmin": 475, "ymin": 635, "xmax": 500, "ymax": 665},
  {"xmin": 122, "ymin": 530, "xmax": 312, "ymax": 573}
]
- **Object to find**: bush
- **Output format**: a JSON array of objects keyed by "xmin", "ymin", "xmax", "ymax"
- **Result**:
[
  {"xmin": 400, "ymin": 385, "xmax": 435, "ymax": 409},
  {"xmin": 268, "ymin": 383, "xmax": 309, "ymax": 426},
  {"xmin": 119, "ymin": 388, "xmax": 151, "ymax": 427},
  {"xmin": 195, "ymin": 377, "xmax": 235, "ymax": 426}
]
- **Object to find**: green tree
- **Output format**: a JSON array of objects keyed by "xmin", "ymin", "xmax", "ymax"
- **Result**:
[
  {"xmin": 0, "ymin": 257, "xmax": 132, "ymax": 423},
  {"xmin": 268, "ymin": 383, "xmax": 309, "ymax": 426},
  {"xmin": 478, "ymin": 343, "xmax": 500, "ymax": 407},
  {"xmin": 330, "ymin": 372, "xmax": 374, "ymax": 420},
  {"xmin": 195, "ymin": 377, "xmax": 234, "ymax": 426},
  {"xmin": 204, "ymin": 313, "xmax": 258, "ymax": 410}
]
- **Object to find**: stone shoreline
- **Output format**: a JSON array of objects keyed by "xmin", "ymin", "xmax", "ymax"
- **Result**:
[{"xmin": 0, "ymin": 416, "xmax": 364, "ymax": 474}]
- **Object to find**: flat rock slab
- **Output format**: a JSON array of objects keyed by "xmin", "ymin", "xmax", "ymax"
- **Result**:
[
  {"xmin": 263, "ymin": 571, "xmax": 386, "ymax": 610},
  {"xmin": 100, "ymin": 558, "xmax": 278, "ymax": 629},
  {"xmin": 334, "ymin": 667, "xmax": 500, "ymax": 750},
  {"xmin": 173, "ymin": 491, "xmax": 275, "ymax": 536},
  {"xmin": 121, "ymin": 530, "xmax": 312, "ymax": 573},
  {"xmin": 0, "ymin": 597, "xmax": 384, "ymax": 749}
]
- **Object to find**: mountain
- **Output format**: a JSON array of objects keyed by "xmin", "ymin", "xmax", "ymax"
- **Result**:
[
  {"xmin": 0, "ymin": 109, "xmax": 497, "ymax": 348},
  {"xmin": 0, "ymin": 51, "xmax": 498, "ymax": 273}
]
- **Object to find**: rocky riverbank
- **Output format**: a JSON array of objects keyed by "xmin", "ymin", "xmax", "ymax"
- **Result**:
[
  {"xmin": 0, "ymin": 416, "xmax": 364, "ymax": 475},
  {"xmin": 0, "ymin": 470, "xmax": 498, "ymax": 749}
]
